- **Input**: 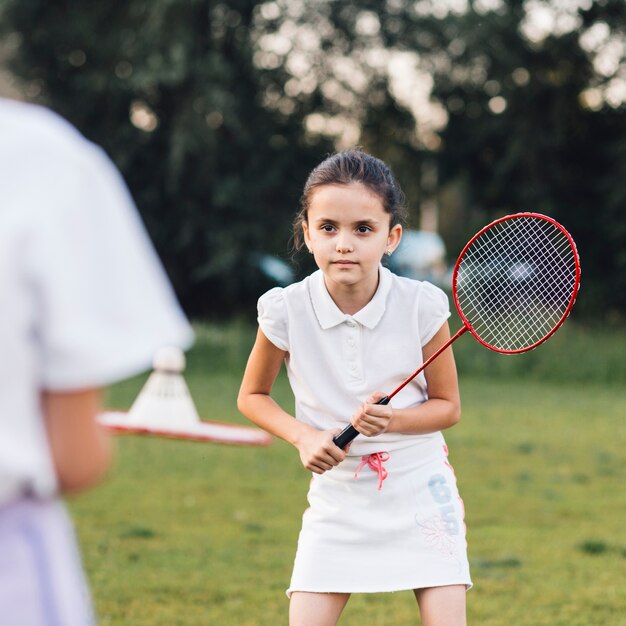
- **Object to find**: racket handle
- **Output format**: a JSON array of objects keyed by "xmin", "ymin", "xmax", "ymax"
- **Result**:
[{"xmin": 332, "ymin": 395, "xmax": 390, "ymax": 449}]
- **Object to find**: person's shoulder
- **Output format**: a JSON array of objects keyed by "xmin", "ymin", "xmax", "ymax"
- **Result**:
[
  {"xmin": 286, "ymin": 272, "xmax": 312, "ymax": 294},
  {"xmin": 388, "ymin": 269, "xmax": 444, "ymax": 292},
  {"xmin": 387, "ymin": 269, "xmax": 425, "ymax": 295},
  {"xmin": 1, "ymin": 99, "xmax": 77, "ymax": 142},
  {"xmin": 258, "ymin": 274, "xmax": 308, "ymax": 304},
  {"xmin": 0, "ymin": 98, "xmax": 100, "ymax": 165},
  {"xmin": 258, "ymin": 285, "xmax": 284, "ymax": 308},
  {"xmin": 387, "ymin": 270, "xmax": 449, "ymax": 306}
]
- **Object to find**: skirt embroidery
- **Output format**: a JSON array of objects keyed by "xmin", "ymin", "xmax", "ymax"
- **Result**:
[{"xmin": 414, "ymin": 446, "xmax": 465, "ymax": 573}]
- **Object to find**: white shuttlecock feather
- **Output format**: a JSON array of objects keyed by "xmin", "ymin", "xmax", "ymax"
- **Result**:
[
  {"xmin": 98, "ymin": 346, "xmax": 272, "ymax": 445},
  {"xmin": 126, "ymin": 346, "xmax": 199, "ymax": 427}
]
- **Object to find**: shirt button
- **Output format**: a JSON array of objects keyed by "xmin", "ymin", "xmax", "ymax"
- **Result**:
[
  {"xmin": 349, "ymin": 363, "xmax": 357, "ymax": 371},
  {"xmin": 347, "ymin": 338, "xmax": 355, "ymax": 346},
  {"xmin": 346, "ymin": 319, "xmax": 356, "ymax": 328}
]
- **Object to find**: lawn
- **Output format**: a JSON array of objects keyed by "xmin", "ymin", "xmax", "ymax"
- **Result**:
[{"xmin": 70, "ymin": 322, "xmax": 626, "ymax": 625}]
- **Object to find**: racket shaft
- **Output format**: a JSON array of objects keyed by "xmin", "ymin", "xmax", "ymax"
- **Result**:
[
  {"xmin": 332, "ymin": 326, "xmax": 467, "ymax": 449},
  {"xmin": 386, "ymin": 326, "xmax": 467, "ymax": 401}
]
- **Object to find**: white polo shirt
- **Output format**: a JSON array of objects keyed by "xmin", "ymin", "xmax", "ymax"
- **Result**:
[
  {"xmin": 0, "ymin": 99, "xmax": 193, "ymax": 506},
  {"xmin": 258, "ymin": 266, "xmax": 451, "ymax": 457}
]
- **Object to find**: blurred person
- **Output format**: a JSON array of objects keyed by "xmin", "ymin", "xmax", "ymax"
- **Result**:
[
  {"xmin": 0, "ymin": 97, "xmax": 193, "ymax": 625},
  {"xmin": 238, "ymin": 150, "xmax": 470, "ymax": 626}
]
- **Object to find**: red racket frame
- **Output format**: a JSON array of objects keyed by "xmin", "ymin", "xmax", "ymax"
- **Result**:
[
  {"xmin": 333, "ymin": 212, "xmax": 581, "ymax": 449},
  {"xmin": 453, "ymin": 212, "xmax": 581, "ymax": 354}
]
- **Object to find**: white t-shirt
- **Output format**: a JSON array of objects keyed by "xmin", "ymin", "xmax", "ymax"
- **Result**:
[
  {"xmin": 0, "ymin": 99, "xmax": 194, "ymax": 505},
  {"xmin": 258, "ymin": 266, "xmax": 451, "ymax": 457}
]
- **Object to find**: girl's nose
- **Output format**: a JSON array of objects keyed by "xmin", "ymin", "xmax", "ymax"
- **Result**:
[{"xmin": 336, "ymin": 234, "xmax": 353, "ymax": 253}]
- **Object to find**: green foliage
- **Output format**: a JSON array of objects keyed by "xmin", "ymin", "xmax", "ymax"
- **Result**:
[
  {"xmin": 1, "ymin": 0, "xmax": 624, "ymax": 319},
  {"xmin": 312, "ymin": 1, "xmax": 626, "ymax": 320},
  {"xmin": 425, "ymin": 9, "xmax": 626, "ymax": 320},
  {"xmin": 0, "ymin": 0, "xmax": 333, "ymax": 315}
]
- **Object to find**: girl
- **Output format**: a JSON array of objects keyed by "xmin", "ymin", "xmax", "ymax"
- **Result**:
[{"xmin": 238, "ymin": 150, "xmax": 471, "ymax": 626}]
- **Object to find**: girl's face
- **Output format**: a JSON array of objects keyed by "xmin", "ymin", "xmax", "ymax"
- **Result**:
[{"xmin": 302, "ymin": 182, "xmax": 402, "ymax": 296}]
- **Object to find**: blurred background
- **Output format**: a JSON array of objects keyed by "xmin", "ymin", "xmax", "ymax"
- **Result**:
[{"xmin": 1, "ymin": 0, "xmax": 624, "ymax": 322}]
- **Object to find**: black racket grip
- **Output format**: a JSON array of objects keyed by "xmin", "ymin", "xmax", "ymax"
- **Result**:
[{"xmin": 332, "ymin": 395, "xmax": 390, "ymax": 449}]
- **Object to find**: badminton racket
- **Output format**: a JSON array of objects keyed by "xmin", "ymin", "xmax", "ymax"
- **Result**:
[{"xmin": 333, "ymin": 212, "xmax": 581, "ymax": 449}]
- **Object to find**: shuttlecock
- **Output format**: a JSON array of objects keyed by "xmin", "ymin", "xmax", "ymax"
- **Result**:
[
  {"xmin": 98, "ymin": 346, "xmax": 272, "ymax": 445},
  {"xmin": 126, "ymin": 346, "xmax": 200, "ymax": 427}
]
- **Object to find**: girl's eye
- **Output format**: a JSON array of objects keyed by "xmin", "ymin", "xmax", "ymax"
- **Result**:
[
  {"xmin": 321, "ymin": 224, "xmax": 335, "ymax": 232},
  {"xmin": 356, "ymin": 225, "xmax": 371, "ymax": 233}
]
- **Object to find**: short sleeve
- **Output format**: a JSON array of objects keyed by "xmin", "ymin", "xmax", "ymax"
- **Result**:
[
  {"xmin": 29, "ymin": 141, "xmax": 194, "ymax": 390},
  {"xmin": 417, "ymin": 282, "xmax": 451, "ymax": 346},
  {"xmin": 257, "ymin": 287, "xmax": 289, "ymax": 351}
]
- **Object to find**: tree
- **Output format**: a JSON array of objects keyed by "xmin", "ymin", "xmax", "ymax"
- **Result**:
[
  {"xmin": 416, "ymin": 0, "xmax": 626, "ymax": 319},
  {"xmin": 0, "ymin": 0, "xmax": 333, "ymax": 316},
  {"xmin": 3, "ymin": 0, "xmax": 623, "ymax": 319},
  {"xmin": 308, "ymin": 0, "xmax": 626, "ymax": 319}
]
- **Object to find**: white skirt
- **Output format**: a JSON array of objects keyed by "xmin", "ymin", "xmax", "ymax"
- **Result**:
[{"xmin": 287, "ymin": 439, "xmax": 472, "ymax": 596}]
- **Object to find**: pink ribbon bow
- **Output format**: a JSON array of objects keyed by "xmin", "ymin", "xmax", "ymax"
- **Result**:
[{"xmin": 354, "ymin": 452, "xmax": 390, "ymax": 491}]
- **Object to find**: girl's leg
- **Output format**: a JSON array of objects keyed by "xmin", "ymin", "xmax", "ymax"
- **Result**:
[
  {"xmin": 289, "ymin": 592, "xmax": 350, "ymax": 626},
  {"xmin": 414, "ymin": 585, "xmax": 467, "ymax": 626}
]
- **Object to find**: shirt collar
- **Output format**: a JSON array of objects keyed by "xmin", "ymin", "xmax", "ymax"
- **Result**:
[{"xmin": 308, "ymin": 266, "xmax": 392, "ymax": 330}]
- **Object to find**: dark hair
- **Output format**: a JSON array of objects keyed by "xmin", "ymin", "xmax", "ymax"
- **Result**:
[{"xmin": 292, "ymin": 149, "xmax": 407, "ymax": 252}]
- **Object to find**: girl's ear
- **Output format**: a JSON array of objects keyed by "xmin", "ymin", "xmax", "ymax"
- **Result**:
[
  {"xmin": 386, "ymin": 224, "xmax": 402, "ymax": 254},
  {"xmin": 302, "ymin": 221, "xmax": 311, "ymax": 251}
]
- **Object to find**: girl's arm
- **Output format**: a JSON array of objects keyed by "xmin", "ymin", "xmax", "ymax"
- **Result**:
[
  {"xmin": 351, "ymin": 320, "xmax": 461, "ymax": 436},
  {"xmin": 42, "ymin": 388, "xmax": 114, "ymax": 494},
  {"xmin": 237, "ymin": 328, "xmax": 347, "ymax": 474}
]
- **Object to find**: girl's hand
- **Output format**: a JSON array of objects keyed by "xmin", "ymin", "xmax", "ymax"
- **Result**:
[
  {"xmin": 351, "ymin": 391, "xmax": 393, "ymax": 437},
  {"xmin": 295, "ymin": 426, "xmax": 347, "ymax": 474}
]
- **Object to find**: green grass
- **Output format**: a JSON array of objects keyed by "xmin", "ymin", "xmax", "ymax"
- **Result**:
[
  {"xmin": 69, "ymin": 322, "xmax": 626, "ymax": 625},
  {"xmin": 449, "ymin": 311, "xmax": 626, "ymax": 387}
]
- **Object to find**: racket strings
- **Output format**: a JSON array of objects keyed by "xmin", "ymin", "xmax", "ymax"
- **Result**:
[
  {"xmin": 469, "ymin": 225, "xmax": 574, "ymax": 341},
  {"xmin": 460, "ymin": 220, "xmax": 576, "ymax": 348},
  {"xmin": 455, "ymin": 216, "xmax": 578, "ymax": 351},
  {"xmin": 461, "ymin": 241, "xmax": 574, "ymax": 347}
]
